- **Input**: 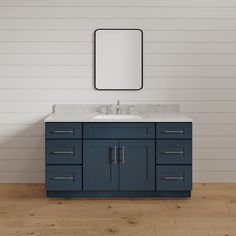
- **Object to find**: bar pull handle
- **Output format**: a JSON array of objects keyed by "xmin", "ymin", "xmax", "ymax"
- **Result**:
[
  {"xmin": 162, "ymin": 151, "xmax": 184, "ymax": 155},
  {"xmin": 113, "ymin": 146, "xmax": 117, "ymax": 164},
  {"xmin": 161, "ymin": 176, "xmax": 184, "ymax": 181},
  {"xmin": 51, "ymin": 130, "xmax": 74, "ymax": 134},
  {"xmin": 52, "ymin": 176, "xmax": 74, "ymax": 181},
  {"xmin": 120, "ymin": 146, "xmax": 125, "ymax": 164},
  {"xmin": 162, "ymin": 130, "xmax": 184, "ymax": 134},
  {"xmin": 52, "ymin": 150, "xmax": 74, "ymax": 155}
]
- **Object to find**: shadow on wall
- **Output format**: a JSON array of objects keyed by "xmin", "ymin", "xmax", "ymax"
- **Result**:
[{"xmin": 0, "ymin": 118, "xmax": 46, "ymax": 183}]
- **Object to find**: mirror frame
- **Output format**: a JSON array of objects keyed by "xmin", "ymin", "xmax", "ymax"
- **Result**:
[{"xmin": 94, "ymin": 28, "xmax": 143, "ymax": 91}]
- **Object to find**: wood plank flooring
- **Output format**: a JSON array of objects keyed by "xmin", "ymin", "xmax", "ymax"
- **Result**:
[{"xmin": 0, "ymin": 184, "xmax": 235, "ymax": 236}]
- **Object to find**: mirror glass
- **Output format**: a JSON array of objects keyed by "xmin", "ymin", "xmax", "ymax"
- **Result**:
[{"xmin": 94, "ymin": 29, "xmax": 143, "ymax": 90}]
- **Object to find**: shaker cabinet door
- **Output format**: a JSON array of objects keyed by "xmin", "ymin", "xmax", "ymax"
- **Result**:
[
  {"xmin": 83, "ymin": 140, "xmax": 118, "ymax": 191},
  {"xmin": 119, "ymin": 140, "xmax": 155, "ymax": 191}
]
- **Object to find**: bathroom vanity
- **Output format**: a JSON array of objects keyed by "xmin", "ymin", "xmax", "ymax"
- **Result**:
[{"xmin": 45, "ymin": 104, "xmax": 192, "ymax": 198}]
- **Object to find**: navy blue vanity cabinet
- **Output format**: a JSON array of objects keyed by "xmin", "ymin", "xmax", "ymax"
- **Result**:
[{"xmin": 45, "ymin": 122, "xmax": 192, "ymax": 198}]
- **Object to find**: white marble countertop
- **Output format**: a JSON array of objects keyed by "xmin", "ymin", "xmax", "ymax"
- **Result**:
[
  {"xmin": 44, "ymin": 104, "xmax": 192, "ymax": 123},
  {"xmin": 45, "ymin": 112, "xmax": 192, "ymax": 123}
]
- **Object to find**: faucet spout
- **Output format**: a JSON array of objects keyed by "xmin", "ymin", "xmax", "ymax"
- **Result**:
[{"xmin": 116, "ymin": 100, "xmax": 121, "ymax": 114}]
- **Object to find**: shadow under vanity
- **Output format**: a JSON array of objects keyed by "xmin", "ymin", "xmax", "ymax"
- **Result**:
[{"xmin": 44, "ymin": 104, "xmax": 192, "ymax": 198}]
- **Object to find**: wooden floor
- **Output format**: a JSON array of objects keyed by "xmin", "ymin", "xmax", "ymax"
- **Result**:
[{"xmin": 0, "ymin": 184, "xmax": 235, "ymax": 236}]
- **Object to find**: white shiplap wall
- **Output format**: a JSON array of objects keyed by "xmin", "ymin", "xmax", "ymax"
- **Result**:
[{"xmin": 0, "ymin": 0, "xmax": 236, "ymax": 183}]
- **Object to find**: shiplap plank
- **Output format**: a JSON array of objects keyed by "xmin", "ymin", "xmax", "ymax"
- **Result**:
[
  {"xmin": 194, "ymin": 160, "xmax": 236, "ymax": 171},
  {"xmin": 194, "ymin": 137, "xmax": 236, "ymax": 148},
  {"xmin": 1, "ymin": 19, "xmax": 236, "ymax": 30},
  {"xmin": 1, "ymin": 54, "xmax": 236, "ymax": 66},
  {"xmin": 193, "ymin": 148, "xmax": 236, "ymax": 160},
  {"xmin": 193, "ymin": 171, "xmax": 236, "ymax": 183},
  {"xmin": 3, "ymin": 30, "xmax": 236, "ymax": 42},
  {"xmin": 1, "ymin": 65, "xmax": 236, "ymax": 78},
  {"xmin": 0, "ymin": 148, "xmax": 44, "ymax": 160},
  {"xmin": 185, "ymin": 113, "xmax": 236, "ymax": 124},
  {"xmin": 194, "ymin": 124, "xmax": 236, "ymax": 136},
  {"xmin": 145, "ymin": 66, "xmax": 236, "ymax": 78},
  {"xmin": 0, "ymin": 171, "xmax": 44, "ymax": 183},
  {"xmin": 1, "ymin": 7, "xmax": 236, "ymax": 18},
  {"xmin": 0, "ymin": 65, "xmax": 92, "ymax": 77},
  {"xmin": 2, "ymin": 42, "xmax": 236, "ymax": 54},
  {"xmin": 0, "ymin": 42, "xmax": 93, "ymax": 54},
  {"xmin": 0, "ymin": 101, "xmax": 236, "ymax": 113},
  {"xmin": 0, "ymin": 54, "xmax": 92, "ymax": 65},
  {"xmin": 0, "ymin": 113, "xmax": 47, "ymax": 125},
  {"xmin": 0, "ymin": 137, "xmax": 44, "ymax": 148},
  {"xmin": 0, "ymin": 124, "xmax": 44, "ymax": 137},
  {"xmin": 1, "ymin": 0, "xmax": 236, "ymax": 7},
  {"xmin": 1, "ymin": 89, "xmax": 236, "ymax": 101},
  {"xmin": 0, "ymin": 160, "xmax": 44, "ymax": 172},
  {"xmin": 1, "ymin": 77, "xmax": 236, "ymax": 89}
]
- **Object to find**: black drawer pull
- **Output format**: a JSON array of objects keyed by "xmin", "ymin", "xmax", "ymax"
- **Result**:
[
  {"xmin": 52, "ymin": 150, "xmax": 74, "ymax": 155},
  {"xmin": 51, "ymin": 130, "xmax": 74, "ymax": 134},
  {"xmin": 162, "ymin": 151, "xmax": 184, "ymax": 155},
  {"xmin": 161, "ymin": 176, "xmax": 184, "ymax": 181},
  {"xmin": 52, "ymin": 176, "xmax": 74, "ymax": 181},
  {"xmin": 162, "ymin": 130, "xmax": 184, "ymax": 134}
]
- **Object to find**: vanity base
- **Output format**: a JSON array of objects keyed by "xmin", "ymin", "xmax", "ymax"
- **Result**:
[{"xmin": 47, "ymin": 191, "xmax": 191, "ymax": 198}]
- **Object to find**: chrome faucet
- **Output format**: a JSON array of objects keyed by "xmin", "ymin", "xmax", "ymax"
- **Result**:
[{"xmin": 116, "ymin": 100, "xmax": 121, "ymax": 114}]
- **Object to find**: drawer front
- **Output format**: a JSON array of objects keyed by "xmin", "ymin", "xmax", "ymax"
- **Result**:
[
  {"xmin": 156, "ymin": 165, "xmax": 192, "ymax": 191},
  {"xmin": 46, "ymin": 140, "xmax": 82, "ymax": 164},
  {"xmin": 46, "ymin": 123, "xmax": 82, "ymax": 139},
  {"xmin": 156, "ymin": 123, "xmax": 192, "ymax": 139},
  {"xmin": 83, "ymin": 123, "xmax": 155, "ymax": 139},
  {"xmin": 156, "ymin": 140, "xmax": 192, "ymax": 164},
  {"xmin": 46, "ymin": 165, "xmax": 82, "ymax": 191}
]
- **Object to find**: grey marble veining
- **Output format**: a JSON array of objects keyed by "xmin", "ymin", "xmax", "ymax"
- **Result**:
[{"xmin": 45, "ymin": 103, "xmax": 192, "ymax": 123}]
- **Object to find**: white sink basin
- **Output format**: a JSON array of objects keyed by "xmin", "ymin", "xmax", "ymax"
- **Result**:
[{"xmin": 93, "ymin": 113, "xmax": 143, "ymax": 120}]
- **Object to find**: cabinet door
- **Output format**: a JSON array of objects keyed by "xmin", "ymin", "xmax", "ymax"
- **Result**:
[
  {"xmin": 83, "ymin": 140, "xmax": 118, "ymax": 191},
  {"xmin": 119, "ymin": 140, "xmax": 155, "ymax": 191}
]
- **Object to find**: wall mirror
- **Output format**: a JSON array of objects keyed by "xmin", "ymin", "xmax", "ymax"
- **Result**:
[{"xmin": 94, "ymin": 29, "xmax": 143, "ymax": 90}]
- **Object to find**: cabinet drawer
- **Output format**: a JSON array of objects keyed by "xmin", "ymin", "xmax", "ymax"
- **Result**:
[
  {"xmin": 156, "ymin": 165, "xmax": 192, "ymax": 191},
  {"xmin": 156, "ymin": 123, "xmax": 192, "ymax": 139},
  {"xmin": 83, "ymin": 123, "xmax": 155, "ymax": 139},
  {"xmin": 46, "ymin": 140, "xmax": 82, "ymax": 164},
  {"xmin": 156, "ymin": 140, "xmax": 192, "ymax": 165},
  {"xmin": 46, "ymin": 123, "xmax": 82, "ymax": 139},
  {"xmin": 46, "ymin": 165, "xmax": 82, "ymax": 191}
]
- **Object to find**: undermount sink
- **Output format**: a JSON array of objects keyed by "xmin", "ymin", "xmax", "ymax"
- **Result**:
[{"xmin": 93, "ymin": 113, "xmax": 144, "ymax": 120}]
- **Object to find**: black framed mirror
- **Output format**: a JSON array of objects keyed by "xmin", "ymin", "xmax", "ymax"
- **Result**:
[{"xmin": 94, "ymin": 28, "xmax": 143, "ymax": 90}]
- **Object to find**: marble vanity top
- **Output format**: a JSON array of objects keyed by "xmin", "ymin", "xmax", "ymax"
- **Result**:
[{"xmin": 44, "ymin": 104, "xmax": 193, "ymax": 123}]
